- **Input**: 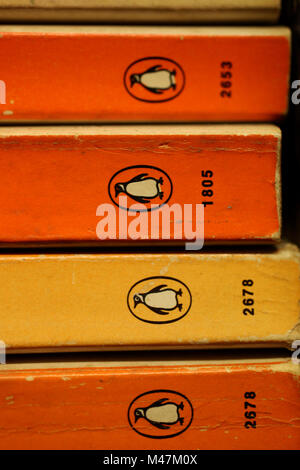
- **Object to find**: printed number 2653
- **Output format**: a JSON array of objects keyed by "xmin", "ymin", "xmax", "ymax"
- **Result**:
[{"xmin": 220, "ymin": 61, "xmax": 232, "ymax": 98}]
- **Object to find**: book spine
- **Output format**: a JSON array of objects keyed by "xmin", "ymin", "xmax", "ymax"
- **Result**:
[
  {"xmin": 0, "ymin": 27, "xmax": 290, "ymax": 122},
  {"xmin": 0, "ymin": 248, "xmax": 298, "ymax": 351},
  {"xmin": 0, "ymin": 0, "xmax": 282, "ymax": 24},
  {"xmin": 0, "ymin": 361, "xmax": 298, "ymax": 449},
  {"xmin": 0, "ymin": 127, "xmax": 281, "ymax": 243}
]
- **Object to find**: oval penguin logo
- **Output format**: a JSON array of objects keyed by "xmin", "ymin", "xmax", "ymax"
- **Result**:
[
  {"xmin": 124, "ymin": 57, "xmax": 185, "ymax": 103},
  {"xmin": 127, "ymin": 276, "xmax": 192, "ymax": 324},
  {"xmin": 128, "ymin": 390, "xmax": 193, "ymax": 439},
  {"xmin": 108, "ymin": 165, "xmax": 173, "ymax": 212}
]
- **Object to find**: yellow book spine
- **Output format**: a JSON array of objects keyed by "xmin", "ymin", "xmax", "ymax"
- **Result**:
[{"xmin": 0, "ymin": 244, "xmax": 299, "ymax": 352}]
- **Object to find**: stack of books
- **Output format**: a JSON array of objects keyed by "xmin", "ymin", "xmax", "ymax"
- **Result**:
[{"xmin": 0, "ymin": 0, "xmax": 299, "ymax": 451}]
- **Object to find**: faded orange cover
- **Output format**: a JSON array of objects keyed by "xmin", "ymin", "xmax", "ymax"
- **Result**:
[
  {"xmin": 0, "ymin": 125, "xmax": 281, "ymax": 244},
  {"xmin": 0, "ymin": 353, "xmax": 299, "ymax": 450},
  {"xmin": 0, "ymin": 26, "xmax": 290, "ymax": 122}
]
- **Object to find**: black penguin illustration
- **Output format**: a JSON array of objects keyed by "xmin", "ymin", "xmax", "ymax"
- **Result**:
[
  {"xmin": 115, "ymin": 173, "xmax": 164, "ymax": 204},
  {"xmin": 133, "ymin": 285, "xmax": 183, "ymax": 315},
  {"xmin": 134, "ymin": 398, "xmax": 184, "ymax": 429},
  {"xmin": 130, "ymin": 65, "xmax": 176, "ymax": 94}
]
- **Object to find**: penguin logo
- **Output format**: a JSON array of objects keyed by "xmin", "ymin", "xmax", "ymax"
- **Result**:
[
  {"xmin": 108, "ymin": 165, "xmax": 173, "ymax": 212},
  {"xmin": 128, "ymin": 390, "xmax": 193, "ymax": 439},
  {"xmin": 124, "ymin": 57, "xmax": 185, "ymax": 103},
  {"xmin": 127, "ymin": 276, "xmax": 192, "ymax": 324}
]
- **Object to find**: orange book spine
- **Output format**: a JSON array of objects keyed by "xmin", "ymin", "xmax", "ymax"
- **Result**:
[
  {"xmin": 0, "ymin": 26, "xmax": 290, "ymax": 122},
  {"xmin": 0, "ymin": 355, "xmax": 299, "ymax": 450},
  {"xmin": 0, "ymin": 125, "xmax": 281, "ymax": 244}
]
